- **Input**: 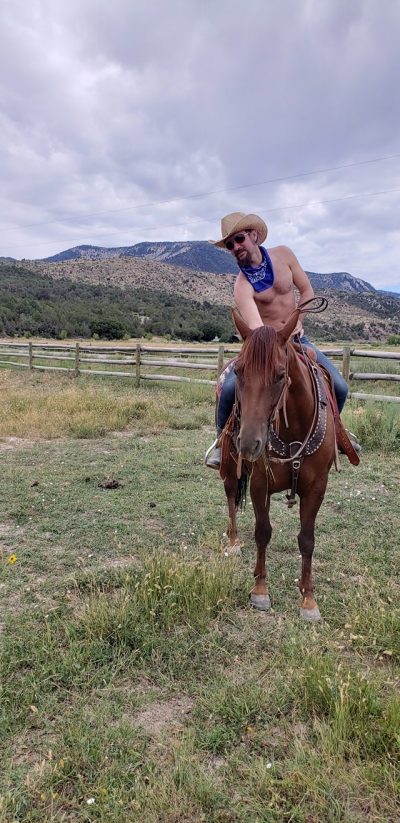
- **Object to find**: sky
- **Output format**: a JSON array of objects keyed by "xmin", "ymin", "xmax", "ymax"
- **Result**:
[{"xmin": 1, "ymin": 0, "xmax": 400, "ymax": 291}]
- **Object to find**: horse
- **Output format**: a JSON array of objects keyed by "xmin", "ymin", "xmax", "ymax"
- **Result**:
[{"xmin": 219, "ymin": 305, "xmax": 336, "ymax": 622}]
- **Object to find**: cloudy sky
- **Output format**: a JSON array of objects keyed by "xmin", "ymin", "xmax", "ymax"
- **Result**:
[{"xmin": 1, "ymin": 0, "xmax": 400, "ymax": 291}]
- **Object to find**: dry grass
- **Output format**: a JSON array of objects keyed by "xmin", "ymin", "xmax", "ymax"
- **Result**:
[{"xmin": 0, "ymin": 370, "xmax": 212, "ymax": 439}]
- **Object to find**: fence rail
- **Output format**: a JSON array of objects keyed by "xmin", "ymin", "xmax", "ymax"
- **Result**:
[{"xmin": 0, "ymin": 340, "xmax": 399, "ymax": 403}]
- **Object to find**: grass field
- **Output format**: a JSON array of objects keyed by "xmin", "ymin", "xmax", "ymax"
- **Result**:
[{"xmin": 0, "ymin": 371, "xmax": 399, "ymax": 822}]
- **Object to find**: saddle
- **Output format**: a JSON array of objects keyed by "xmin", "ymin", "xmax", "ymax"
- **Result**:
[
  {"xmin": 218, "ymin": 349, "xmax": 360, "ymax": 481},
  {"xmin": 314, "ymin": 362, "xmax": 360, "ymax": 467},
  {"xmin": 292, "ymin": 342, "xmax": 360, "ymax": 466}
]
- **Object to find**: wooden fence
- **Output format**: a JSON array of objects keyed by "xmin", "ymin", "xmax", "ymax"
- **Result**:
[{"xmin": 0, "ymin": 340, "xmax": 399, "ymax": 403}]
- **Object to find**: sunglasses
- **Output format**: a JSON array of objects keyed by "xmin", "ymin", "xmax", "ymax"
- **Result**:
[{"xmin": 225, "ymin": 231, "xmax": 249, "ymax": 251}]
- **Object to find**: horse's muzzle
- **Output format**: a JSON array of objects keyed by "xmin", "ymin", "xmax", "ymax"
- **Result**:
[{"xmin": 236, "ymin": 432, "xmax": 264, "ymax": 462}]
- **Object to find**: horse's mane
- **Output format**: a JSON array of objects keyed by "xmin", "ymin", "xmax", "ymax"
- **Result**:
[{"xmin": 235, "ymin": 326, "xmax": 282, "ymax": 386}]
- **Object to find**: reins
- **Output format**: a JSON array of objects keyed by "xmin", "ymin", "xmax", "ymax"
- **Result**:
[
  {"xmin": 268, "ymin": 295, "xmax": 329, "ymax": 463},
  {"xmin": 268, "ymin": 344, "xmax": 319, "ymax": 466}
]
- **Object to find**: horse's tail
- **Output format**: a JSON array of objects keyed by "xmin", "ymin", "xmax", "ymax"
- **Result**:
[{"xmin": 235, "ymin": 467, "xmax": 248, "ymax": 511}]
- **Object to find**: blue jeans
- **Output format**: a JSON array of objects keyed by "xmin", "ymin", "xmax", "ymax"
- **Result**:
[
  {"xmin": 300, "ymin": 335, "xmax": 348, "ymax": 412},
  {"xmin": 216, "ymin": 335, "xmax": 348, "ymax": 431}
]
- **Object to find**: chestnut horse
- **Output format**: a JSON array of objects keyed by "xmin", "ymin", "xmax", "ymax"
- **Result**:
[{"xmin": 220, "ymin": 307, "xmax": 336, "ymax": 621}]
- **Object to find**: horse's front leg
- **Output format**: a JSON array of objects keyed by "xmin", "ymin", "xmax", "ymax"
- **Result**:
[
  {"xmin": 298, "ymin": 487, "xmax": 326, "ymax": 621},
  {"xmin": 250, "ymin": 470, "xmax": 272, "ymax": 610},
  {"xmin": 223, "ymin": 460, "xmax": 241, "ymax": 556}
]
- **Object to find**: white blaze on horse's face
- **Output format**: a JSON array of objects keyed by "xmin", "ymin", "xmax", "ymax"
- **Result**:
[{"xmin": 235, "ymin": 354, "xmax": 286, "ymax": 462}]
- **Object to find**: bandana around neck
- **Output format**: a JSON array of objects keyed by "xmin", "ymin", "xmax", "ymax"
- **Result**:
[{"xmin": 239, "ymin": 246, "xmax": 274, "ymax": 293}]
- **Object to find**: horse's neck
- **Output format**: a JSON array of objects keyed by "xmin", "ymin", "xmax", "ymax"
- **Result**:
[{"xmin": 282, "ymin": 346, "xmax": 315, "ymax": 436}]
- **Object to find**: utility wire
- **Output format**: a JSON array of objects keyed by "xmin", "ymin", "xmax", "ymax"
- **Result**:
[
  {"xmin": 5, "ymin": 185, "xmax": 400, "ymax": 255},
  {"xmin": 2, "ymin": 152, "xmax": 400, "ymax": 232}
]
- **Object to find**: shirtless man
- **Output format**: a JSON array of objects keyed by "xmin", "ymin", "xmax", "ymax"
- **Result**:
[{"xmin": 205, "ymin": 211, "xmax": 351, "ymax": 468}]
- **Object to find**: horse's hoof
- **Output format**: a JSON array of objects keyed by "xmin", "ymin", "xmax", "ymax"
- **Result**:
[
  {"xmin": 300, "ymin": 606, "xmax": 321, "ymax": 622},
  {"xmin": 250, "ymin": 593, "xmax": 271, "ymax": 611},
  {"xmin": 224, "ymin": 542, "xmax": 242, "ymax": 557}
]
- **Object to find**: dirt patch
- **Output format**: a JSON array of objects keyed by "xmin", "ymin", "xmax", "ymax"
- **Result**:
[
  {"xmin": 0, "ymin": 436, "xmax": 34, "ymax": 451},
  {"xmin": 96, "ymin": 676, "xmax": 159, "ymax": 699},
  {"xmin": 11, "ymin": 726, "xmax": 58, "ymax": 772},
  {"xmin": 2, "ymin": 588, "xmax": 25, "ymax": 617},
  {"xmin": 143, "ymin": 517, "xmax": 165, "ymax": 535},
  {"xmin": 293, "ymin": 722, "xmax": 309, "ymax": 743},
  {"xmin": 0, "ymin": 524, "xmax": 26, "ymax": 567},
  {"xmin": 111, "ymin": 429, "xmax": 139, "ymax": 438},
  {"xmin": 133, "ymin": 696, "xmax": 194, "ymax": 736}
]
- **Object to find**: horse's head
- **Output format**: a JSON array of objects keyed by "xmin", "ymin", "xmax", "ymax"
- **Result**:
[{"xmin": 232, "ymin": 308, "xmax": 300, "ymax": 461}]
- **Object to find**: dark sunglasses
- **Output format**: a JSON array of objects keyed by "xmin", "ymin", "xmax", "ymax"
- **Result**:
[{"xmin": 225, "ymin": 231, "xmax": 249, "ymax": 251}]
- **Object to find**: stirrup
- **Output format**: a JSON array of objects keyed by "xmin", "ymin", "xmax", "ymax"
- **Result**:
[
  {"xmin": 346, "ymin": 429, "xmax": 362, "ymax": 453},
  {"xmin": 204, "ymin": 438, "xmax": 221, "ymax": 469}
]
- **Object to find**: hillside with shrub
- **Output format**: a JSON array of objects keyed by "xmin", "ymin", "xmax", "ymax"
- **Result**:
[
  {"xmin": 1, "ymin": 261, "xmax": 400, "ymax": 342},
  {"xmin": 0, "ymin": 263, "xmax": 234, "ymax": 341}
]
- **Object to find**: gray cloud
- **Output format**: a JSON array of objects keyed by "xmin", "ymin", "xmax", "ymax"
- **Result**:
[{"xmin": 0, "ymin": 0, "xmax": 399, "ymax": 290}]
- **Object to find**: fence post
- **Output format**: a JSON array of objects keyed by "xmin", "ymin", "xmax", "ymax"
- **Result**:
[
  {"xmin": 217, "ymin": 344, "xmax": 225, "ymax": 378},
  {"xmin": 74, "ymin": 342, "xmax": 80, "ymax": 377},
  {"xmin": 135, "ymin": 343, "xmax": 141, "ymax": 387},
  {"xmin": 28, "ymin": 342, "xmax": 33, "ymax": 371},
  {"xmin": 342, "ymin": 347, "xmax": 350, "ymax": 382}
]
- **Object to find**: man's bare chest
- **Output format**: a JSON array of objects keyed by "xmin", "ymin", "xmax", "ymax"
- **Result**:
[{"xmin": 253, "ymin": 263, "xmax": 294, "ymax": 304}]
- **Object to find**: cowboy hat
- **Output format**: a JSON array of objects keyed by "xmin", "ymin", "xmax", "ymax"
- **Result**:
[{"xmin": 209, "ymin": 212, "xmax": 268, "ymax": 248}]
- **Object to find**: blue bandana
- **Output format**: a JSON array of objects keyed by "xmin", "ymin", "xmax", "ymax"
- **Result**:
[{"xmin": 239, "ymin": 246, "xmax": 274, "ymax": 293}]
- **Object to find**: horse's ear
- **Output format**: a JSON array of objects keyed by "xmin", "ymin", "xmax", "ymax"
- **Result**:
[
  {"xmin": 277, "ymin": 309, "xmax": 301, "ymax": 345},
  {"xmin": 231, "ymin": 307, "xmax": 251, "ymax": 340}
]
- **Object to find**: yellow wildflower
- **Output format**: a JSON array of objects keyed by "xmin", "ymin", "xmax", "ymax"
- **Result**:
[{"xmin": 7, "ymin": 554, "xmax": 17, "ymax": 564}]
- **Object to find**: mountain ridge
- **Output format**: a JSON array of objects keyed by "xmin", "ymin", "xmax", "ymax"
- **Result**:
[{"xmin": 37, "ymin": 240, "xmax": 388, "ymax": 296}]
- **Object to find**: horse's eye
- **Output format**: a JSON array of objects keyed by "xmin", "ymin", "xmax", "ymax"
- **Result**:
[{"xmin": 277, "ymin": 371, "xmax": 285, "ymax": 381}]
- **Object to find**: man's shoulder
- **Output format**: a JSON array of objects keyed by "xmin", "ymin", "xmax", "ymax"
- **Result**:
[
  {"xmin": 233, "ymin": 271, "xmax": 252, "ymax": 292},
  {"xmin": 267, "ymin": 244, "xmax": 294, "ymax": 257}
]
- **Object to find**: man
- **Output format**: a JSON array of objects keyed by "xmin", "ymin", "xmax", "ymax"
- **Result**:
[{"xmin": 205, "ymin": 211, "xmax": 352, "ymax": 469}]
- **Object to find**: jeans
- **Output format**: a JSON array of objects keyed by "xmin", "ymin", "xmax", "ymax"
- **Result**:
[
  {"xmin": 300, "ymin": 335, "xmax": 348, "ymax": 412},
  {"xmin": 216, "ymin": 335, "xmax": 348, "ymax": 431}
]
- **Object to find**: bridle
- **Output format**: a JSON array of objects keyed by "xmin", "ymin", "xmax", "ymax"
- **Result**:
[{"xmin": 233, "ymin": 296, "xmax": 329, "ymax": 503}]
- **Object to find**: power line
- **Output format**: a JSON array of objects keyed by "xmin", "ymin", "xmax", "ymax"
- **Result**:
[
  {"xmin": 5, "ymin": 185, "xmax": 400, "ymax": 255},
  {"xmin": 2, "ymin": 151, "xmax": 400, "ymax": 232}
]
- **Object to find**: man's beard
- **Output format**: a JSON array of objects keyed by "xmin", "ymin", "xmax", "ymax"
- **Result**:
[{"xmin": 235, "ymin": 249, "xmax": 252, "ymax": 266}]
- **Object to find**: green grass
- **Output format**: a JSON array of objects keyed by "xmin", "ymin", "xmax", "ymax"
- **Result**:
[
  {"xmin": 343, "ymin": 401, "xmax": 400, "ymax": 452},
  {"xmin": 0, "ymin": 370, "xmax": 399, "ymax": 822}
]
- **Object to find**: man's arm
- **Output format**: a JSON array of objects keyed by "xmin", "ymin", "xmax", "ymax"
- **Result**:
[
  {"xmin": 286, "ymin": 247, "xmax": 315, "ymax": 305},
  {"xmin": 233, "ymin": 273, "xmax": 264, "ymax": 330}
]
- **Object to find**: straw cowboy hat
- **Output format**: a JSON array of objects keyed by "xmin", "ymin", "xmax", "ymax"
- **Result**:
[{"xmin": 209, "ymin": 212, "xmax": 268, "ymax": 248}]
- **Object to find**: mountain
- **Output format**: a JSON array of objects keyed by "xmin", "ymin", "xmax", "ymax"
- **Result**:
[
  {"xmin": 2, "ymin": 257, "xmax": 399, "ymax": 344},
  {"xmin": 10, "ymin": 255, "xmax": 400, "ymax": 343},
  {"xmin": 305, "ymin": 271, "xmax": 375, "ymax": 294},
  {"xmin": 117, "ymin": 241, "xmax": 239, "ymax": 275},
  {"xmin": 41, "ymin": 241, "xmax": 383, "ymax": 294},
  {"xmin": 42, "ymin": 241, "xmax": 238, "ymax": 274},
  {"xmin": 0, "ymin": 262, "xmax": 233, "ymax": 341},
  {"xmin": 378, "ymin": 288, "xmax": 400, "ymax": 299},
  {"xmin": 16, "ymin": 256, "xmax": 237, "ymax": 306}
]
